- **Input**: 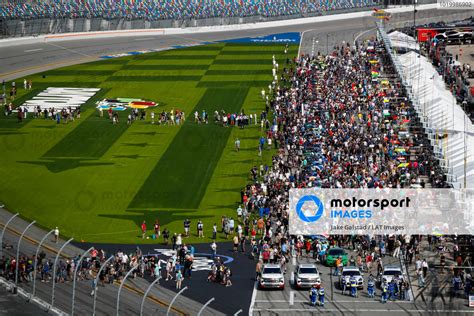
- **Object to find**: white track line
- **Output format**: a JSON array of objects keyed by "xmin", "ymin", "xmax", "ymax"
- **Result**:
[
  {"xmin": 353, "ymin": 27, "xmax": 376, "ymax": 45},
  {"xmin": 24, "ymin": 48, "xmax": 43, "ymax": 53},
  {"xmin": 248, "ymin": 281, "xmax": 258, "ymax": 315},
  {"xmin": 297, "ymin": 28, "xmax": 315, "ymax": 58},
  {"xmin": 134, "ymin": 38, "xmax": 154, "ymax": 41},
  {"xmin": 46, "ymin": 42, "xmax": 92, "ymax": 58}
]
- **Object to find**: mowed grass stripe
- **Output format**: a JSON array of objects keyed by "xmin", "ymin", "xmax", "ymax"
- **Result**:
[
  {"xmin": 197, "ymin": 81, "xmax": 269, "ymax": 88},
  {"xmin": 114, "ymin": 70, "xmax": 206, "ymax": 77},
  {"xmin": 133, "ymin": 55, "xmax": 217, "ymax": 60},
  {"xmin": 169, "ymin": 45, "xmax": 222, "ymax": 51},
  {"xmin": 41, "ymin": 70, "xmax": 117, "ymax": 76},
  {"xmin": 221, "ymin": 43, "xmax": 295, "ymax": 49},
  {"xmin": 106, "ymin": 76, "xmax": 202, "ymax": 82},
  {"xmin": 128, "ymin": 88, "xmax": 248, "ymax": 209},
  {"xmin": 122, "ymin": 65, "xmax": 210, "ymax": 70},
  {"xmin": 204, "ymin": 69, "xmax": 270, "ymax": 75},
  {"xmin": 213, "ymin": 59, "xmax": 287, "ymax": 65},
  {"xmin": 28, "ymin": 82, "xmax": 103, "ymax": 88},
  {"xmin": 219, "ymin": 50, "xmax": 298, "ymax": 55},
  {"xmin": 92, "ymin": 59, "xmax": 131, "ymax": 64},
  {"xmin": 41, "ymin": 89, "xmax": 132, "ymax": 159},
  {"xmin": 126, "ymin": 59, "xmax": 213, "ymax": 66},
  {"xmin": 207, "ymin": 64, "xmax": 273, "ymax": 71}
]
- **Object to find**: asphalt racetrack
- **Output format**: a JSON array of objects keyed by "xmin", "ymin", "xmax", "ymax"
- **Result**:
[{"xmin": 1, "ymin": 8, "xmax": 471, "ymax": 81}]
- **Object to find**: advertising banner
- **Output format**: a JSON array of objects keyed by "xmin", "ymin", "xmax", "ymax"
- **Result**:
[{"xmin": 289, "ymin": 188, "xmax": 474, "ymax": 235}]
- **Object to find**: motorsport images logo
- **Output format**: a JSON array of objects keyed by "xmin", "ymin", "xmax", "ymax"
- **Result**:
[
  {"xmin": 296, "ymin": 195, "xmax": 324, "ymax": 222},
  {"xmin": 290, "ymin": 189, "xmax": 474, "ymax": 235},
  {"xmin": 296, "ymin": 194, "xmax": 412, "ymax": 223}
]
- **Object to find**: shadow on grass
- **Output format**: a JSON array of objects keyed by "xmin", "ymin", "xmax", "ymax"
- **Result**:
[
  {"xmin": 18, "ymin": 158, "xmax": 114, "ymax": 173},
  {"xmin": 111, "ymin": 154, "xmax": 148, "ymax": 159},
  {"xmin": 207, "ymin": 203, "xmax": 238, "ymax": 210},
  {"xmin": 130, "ymin": 131, "xmax": 163, "ymax": 136},
  {"xmin": 0, "ymin": 130, "xmax": 27, "ymax": 135},
  {"xmin": 120, "ymin": 142, "xmax": 154, "ymax": 148}
]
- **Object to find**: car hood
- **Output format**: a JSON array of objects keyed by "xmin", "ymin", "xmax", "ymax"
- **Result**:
[
  {"xmin": 262, "ymin": 273, "xmax": 283, "ymax": 278},
  {"xmin": 342, "ymin": 276, "xmax": 363, "ymax": 281},
  {"xmin": 298, "ymin": 273, "xmax": 320, "ymax": 279}
]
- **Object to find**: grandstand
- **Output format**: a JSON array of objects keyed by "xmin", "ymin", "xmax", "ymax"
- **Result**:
[{"xmin": 0, "ymin": 0, "xmax": 379, "ymax": 38}]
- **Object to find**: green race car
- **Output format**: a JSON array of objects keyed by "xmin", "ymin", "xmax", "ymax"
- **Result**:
[{"xmin": 325, "ymin": 247, "xmax": 348, "ymax": 266}]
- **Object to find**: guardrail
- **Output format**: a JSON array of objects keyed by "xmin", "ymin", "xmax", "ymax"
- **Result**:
[{"xmin": 0, "ymin": 211, "xmax": 241, "ymax": 316}]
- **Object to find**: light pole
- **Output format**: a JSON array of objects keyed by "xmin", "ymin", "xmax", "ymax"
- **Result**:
[
  {"xmin": 14, "ymin": 220, "xmax": 36, "ymax": 292},
  {"xmin": 116, "ymin": 265, "xmax": 138, "ymax": 316},
  {"xmin": 139, "ymin": 276, "xmax": 161, "ymax": 316},
  {"xmin": 463, "ymin": 101, "xmax": 468, "ymax": 189},
  {"xmin": 326, "ymin": 33, "xmax": 329, "ymax": 55},
  {"xmin": 413, "ymin": 0, "xmax": 417, "ymax": 40},
  {"xmin": 0, "ymin": 212, "xmax": 19, "ymax": 259},
  {"xmin": 31, "ymin": 229, "xmax": 55, "ymax": 298},
  {"xmin": 50, "ymin": 238, "xmax": 73, "ymax": 310},
  {"xmin": 92, "ymin": 255, "xmax": 114, "ymax": 316},
  {"xmin": 71, "ymin": 246, "xmax": 93, "ymax": 316}
]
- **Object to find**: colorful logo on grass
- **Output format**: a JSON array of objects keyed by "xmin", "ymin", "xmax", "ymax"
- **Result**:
[
  {"xmin": 96, "ymin": 98, "xmax": 157, "ymax": 111},
  {"xmin": 296, "ymin": 195, "xmax": 324, "ymax": 223}
]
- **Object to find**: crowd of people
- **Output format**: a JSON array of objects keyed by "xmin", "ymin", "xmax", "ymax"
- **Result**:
[
  {"xmin": 1, "ymin": 0, "xmax": 375, "ymax": 21},
  {"xmin": 427, "ymin": 39, "xmax": 473, "ymax": 119},
  {"xmin": 235, "ymin": 36, "xmax": 471, "ymax": 304},
  {"xmin": 0, "ymin": 242, "xmax": 234, "ymax": 294}
]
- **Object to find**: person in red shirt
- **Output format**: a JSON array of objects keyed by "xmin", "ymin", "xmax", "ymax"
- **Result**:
[
  {"xmin": 141, "ymin": 221, "xmax": 147, "ymax": 239},
  {"xmin": 305, "ymin": 240, "xmax": 312, "ymax": 257},
  {"xmin": 251, "ymin": 227, "xmax": 257, "ymax": 238},
  {"xmin": 262, "ymin": 250, "xmax": 270, "ymax": 263}
]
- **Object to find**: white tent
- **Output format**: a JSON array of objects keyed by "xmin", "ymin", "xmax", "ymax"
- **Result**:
[
  {"xmin": 397, "ymin": 50, "xmax": 474, "ymax": 188},
  {"xmin": 388, "ymin": 31, "xmax": 420, "ymax": 52}
]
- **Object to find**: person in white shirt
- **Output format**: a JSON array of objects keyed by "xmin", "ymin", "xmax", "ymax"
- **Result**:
[
  {"xmin": 236, "ymin": 205, "xmax": 242, "ymax": 219},
  {"xmin": 54, "ymin": 227, "xmax": 59, "ymax": 243},
  {"xmin": 229, "ymin": 218, "xmax": 235, "ymax": 233},
  {"xmin": 176, "ymin": 234, "xmax": 182, "ymax": 248},
  {"xmin": 211, "ymin": 241, "xmax": 217, "ymax": 259}
]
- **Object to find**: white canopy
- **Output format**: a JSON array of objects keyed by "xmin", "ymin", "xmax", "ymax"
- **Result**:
[
  {"xmin": 397, "ymin": 50, "xmax": 474, "ymax": 188},
  {"xmin": 388, "ymin": 31, "xmax": 420, "ymax": 51}
]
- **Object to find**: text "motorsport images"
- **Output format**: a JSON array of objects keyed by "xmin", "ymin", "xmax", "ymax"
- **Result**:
[{"xmin": 296, "ymin": 195, "xmax": 412, "ymax": 222}]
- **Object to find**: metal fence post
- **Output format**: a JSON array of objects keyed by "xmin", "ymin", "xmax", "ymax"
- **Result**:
[
  {"xmin": 50, "ymin": 238, "xmax": 73, "ymax": 309},
  {"xmin": 116, "ymin": 265, "xmax": 138, "ymax": 316},
  {"xmin": 166, "ymin": 286, "xmax": 188, "ymax": 316},
  {"xmin": 31, "ymin": 229, "xmax": 54, "ymax": 298},
  {"xmin": 197, "ymin": 297, "xmax": 215, "ymax": 316},
  {"xmin": 14, "ymin": 220, "xmax": 36, "ymax": 291},
  {"xmin": 0, "ymin": 212, "xmax": 19, "ymax": 259},
  {"xmin": 139, "ymin": 276, "xmax": 161, "ymax": 316},
  {"xmin": 71, "ymin": 246, "xmax": 93, "ymax": 315},
  {"xmin": 93, "ymin": 255, "xmax": 114, "ymax": 316}
]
